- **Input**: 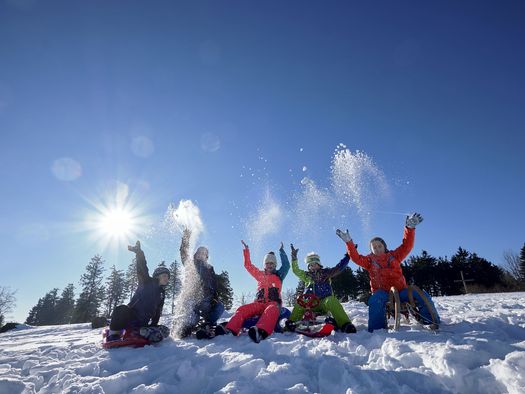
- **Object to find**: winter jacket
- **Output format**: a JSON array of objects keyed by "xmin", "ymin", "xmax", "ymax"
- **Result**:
[
  {"xmin": 292, "ymin": 254, "xmax": 350, "ymax": 299},
  {"xmin": 345, "ymin": 227, "xmax": 415, "ymax": 293},
  {"xmin": 244, "ymin": 248, "xmax": 290, "ymax": 304},
  {"xmin": 127, "ymin": 251, "xmax": 165, "ymax": 326}
]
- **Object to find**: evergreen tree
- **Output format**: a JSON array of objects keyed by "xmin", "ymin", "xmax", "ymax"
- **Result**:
[
  {"xmin": 166, "ymin": 260, "xmax": 182, "ymax": 314},
  {"xmin": 404, "ymin": 251, "xmax": 440, "ymax": 296},
  {"xmin": 520, "ymin": 243, "xmax": 525, "ymax": 282},
  {"xmin": 25, "ymin": 297, "xmax": 44, "ymax": 325},
  {"xmin": 104, "ymin": 265, "xmax": 126, "ymax": 317},
  {"xmin": 54, "ymin": 284, "xmax": 75, "ymax": 324},
  {"xmin": 355, "ymin": 268, "xmax": 371, "ymax": 303},
  {"xmin": 216, "ymin": 270, "xmax": 234, "ymax": 310},
  {"xmin": 125, "ymin": 258, "xmax": 139, "ymax": 302},
  {"xmin": 331, "ymin": 267, "xmax": 358, "ymax": 301},
  {"xmin": 71, "ymin": 255, "xmax": 105, "ymax": 323},
  {"xmin": 25, "ymin": 288, "xmax": 59, "ymax": 326}
]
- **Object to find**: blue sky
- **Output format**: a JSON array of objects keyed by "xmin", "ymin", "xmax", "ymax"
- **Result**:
[{"xmin": 1, "ymin": 1, "xmax": 524, "ymax": 323}]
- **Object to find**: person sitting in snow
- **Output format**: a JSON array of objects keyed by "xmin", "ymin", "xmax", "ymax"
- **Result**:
[
  {"xmin": 336, "ymin": 212, "xmax": 440, "ymax": 332},
  {"xmin": 106, "ymin": 241, "xmax": 170, "ymax": 342},
  {"xmin": 285, "ymin": 245, "xmax": 357, "ymax": 333},
  {"xmin": 214, "ymin": 240, "xmax": 290, "ymax": 343},
  {"xmin": 176, "ymin": 228, "xmax": 224, "ymax": 338}
]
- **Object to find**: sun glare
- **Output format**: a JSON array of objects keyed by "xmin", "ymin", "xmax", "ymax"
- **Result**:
[{"xmin": 100, "ymin": 208, "xmax": 133, "ymax": 237}]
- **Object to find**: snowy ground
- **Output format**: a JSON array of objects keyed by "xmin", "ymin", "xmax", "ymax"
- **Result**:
[{"xmin": 1, "ymin": 292, "xmax": 524, "ymax": 394}]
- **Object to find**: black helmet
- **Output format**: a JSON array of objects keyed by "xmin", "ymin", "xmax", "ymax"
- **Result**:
[{"xmin": 153, "ymin": 266, "xmax": 170, "ymax": 279}]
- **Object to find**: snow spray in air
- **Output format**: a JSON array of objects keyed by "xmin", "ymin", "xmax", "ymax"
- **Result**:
[
  {"xmin": 164, "ymin": 200, "xmax": 206, "ymax": 337},
  {"xmin": 330, "ymin": 144, "xmax": 390, "ymax": 231}
]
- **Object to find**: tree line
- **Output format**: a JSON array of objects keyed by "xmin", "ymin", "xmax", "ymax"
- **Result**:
[{"xmin": 25, "ymin": 255, "xmax": 234, "ymax": 326}]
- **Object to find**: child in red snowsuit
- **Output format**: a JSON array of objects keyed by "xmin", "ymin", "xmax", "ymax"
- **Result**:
[{"xmin": 214, "ymin": 240, "xmax": 290, "ymax": 343}]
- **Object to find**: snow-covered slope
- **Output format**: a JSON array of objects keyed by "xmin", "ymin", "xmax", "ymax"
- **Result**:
[{"xmin": 1, "ymin": 292, "xmax": 524, "ymax": 394}]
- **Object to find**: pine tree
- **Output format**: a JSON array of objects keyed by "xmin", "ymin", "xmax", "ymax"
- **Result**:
[
  {"xmin": 25, "ymin": 288, "xmax": 59, "ymax": 326},
  {"xmin": 355, "ymin": 268, "xmax": 371, "ymax": 303},
  {"xmin": 54, "ymin": 284, "xmax": 75, "ymax": 324},
  {"xmin": 520, "ymin": 243, "xmax": 525, "ymax": 282},
  {"xmin": 104, "ymin": 265, "xmax": 126, "ymax": 317},
  {"xmin": 71, "ymin": 255, "xmax": 105, "ymax": 323},
  {"xmin": 216, "ymin": 271, "xmax": 234, "ymax": 310},
  {"xmin": 404, "ymin": 251, "xmax": 439, "ymax": 296},
  {"xmin": 125, "ymin": 258, "xmax": 139, "ymax": 302},
  {"xmin": 25, "ymin": 297, "xmax": 44, "ymax": 325},
  {"xmin": 166, "ymin": 260, "xmax": 182, "ymax": 314}
]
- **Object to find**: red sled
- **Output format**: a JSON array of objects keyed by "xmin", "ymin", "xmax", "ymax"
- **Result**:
[
  {"xmin": 102, "ymin": 328, "xmax": 150, "ymax": 349},
  {"xmin": 295, "ymin": 323, "xmax": 335, "ymax": 338}
]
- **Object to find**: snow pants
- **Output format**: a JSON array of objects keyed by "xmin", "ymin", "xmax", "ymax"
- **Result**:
[
  {"xmin": 243, "ymin": 307, "xmax": 291, "ymax": 333},
  {"xmin": 179, "ymin": 299, "xmax": 225, "ymax": 337},
  {"xmin": 368, "ymin": 288, "xmax": 441, "ymax": 332},
  {"xmin": 289, "ymin": 295, "xmax": 351, "ymax": 328},
  {"xmin": 226, "ymin": 301, "xmax": 280, "ymax": 336},
  {"xmin": 110, "ymin": 305, "xmax": 140, "ymax": 330}
]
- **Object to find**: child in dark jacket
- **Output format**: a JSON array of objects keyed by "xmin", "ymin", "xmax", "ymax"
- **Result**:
[
  {"xmin": 107, "ymin": 241, "xmax": 170, "ymax": 342},
  {"xmin": 175, "ymin": 229, "xmax": 225, "ymax": 338}
]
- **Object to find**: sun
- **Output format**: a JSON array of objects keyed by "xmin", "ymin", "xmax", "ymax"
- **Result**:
[{"xmin": 99, "ymin": 207, "xmax": 134, "ymax": 238}]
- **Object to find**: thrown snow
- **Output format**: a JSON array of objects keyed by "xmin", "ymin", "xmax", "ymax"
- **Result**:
[{"xmin": 1, "ymin": 293, "xmax": 524, "ymax": 394}]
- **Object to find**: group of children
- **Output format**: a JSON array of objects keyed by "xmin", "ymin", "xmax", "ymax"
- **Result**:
[{"xmin": 107, "ymin": 212, "xmax": 441, "ymax": 344}]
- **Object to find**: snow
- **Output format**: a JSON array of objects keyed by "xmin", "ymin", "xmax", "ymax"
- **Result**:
[{"xmin": 1, "ymin": 293, "xmax": 524, "ymax": 394}]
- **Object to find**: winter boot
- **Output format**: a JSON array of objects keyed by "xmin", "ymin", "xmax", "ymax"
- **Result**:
[
  {"xmin": 140, "ymin": 326, "xmax": 163, "ymax": 342},
  {"xmin": 248, "ymin": 326, "xmax": 268, "ymax": 343},
  {"xmin": 195, "ymin": 324, "xmax": 214, "ymax": 340},
  {"xmin": 284, "ymin": 319, "xmax": 296, "ymax": 332},
  {"xmin": 106, "ymin": 330, "xmax": 122, "ymax": 342},
  {"xmin": 341, "ymin": 322, "xmax": 357, "ymax": 334},
  {"xmin": 214, "ymin": 324, "xmax": 233, "ymax": 336}
]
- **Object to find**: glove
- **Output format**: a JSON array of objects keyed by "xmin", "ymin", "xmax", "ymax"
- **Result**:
[
  {"xmin": 405, "ymin": 213, "xmax": 423, "ymax": 228},
  {"xmin": 127, "ymin": 240, "xmax": 141, "ymax": 253},
  {"xmin": 336, "ymin": 229, "xmax": 352, "ymax": 243},
  {"xmin": 291, "ymin": 244, "xmax": 299, "ymax": 260}
]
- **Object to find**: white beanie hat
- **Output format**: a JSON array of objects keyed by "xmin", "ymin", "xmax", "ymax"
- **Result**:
[
  {"xmin": 263, "ymin": 252, "xmax": 277, "ymax": 265},
  {"xmin": 305, "ymin": 252, "xmax": 322, "ymax": 267}
]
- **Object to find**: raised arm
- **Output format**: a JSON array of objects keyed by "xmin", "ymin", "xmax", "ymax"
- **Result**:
[
  {"xmin": 290, "ymin": 244, "xmax": 309, "ymax": 283},
  {"xmin": 336, "ymin": 229, "xmax": 371, "ymax": 270},
  {"xmin": 128, "ymin": 241, "xmax": 150, "ymax": 285},
  {"xmin": 241, "ymin": 240, "xmax": 263, "ymax": 280},
  {"xmin": 276, "ymin": 242, "xmax": 291, "ymax": 281},
  {"xmin": 180, "ymin": 228, "xmax": 191, "ymax": 266},
  {"xmin": 391, "ymin": 226, "xmax": 415, "ymax": 262},
  {"xmin": 325, "ymin": 254, "xmax": 351, "ymax": 278}
]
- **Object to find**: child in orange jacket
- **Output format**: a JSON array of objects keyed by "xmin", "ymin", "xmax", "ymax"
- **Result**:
[{"xmin": 337, "ymin": 213, "xmax": 440, "ymax": 332}]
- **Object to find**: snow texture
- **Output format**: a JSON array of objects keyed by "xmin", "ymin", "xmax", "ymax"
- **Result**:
[{"xmin": 1, "ymin": 292, "xmax": 524, "ymax": 394}]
